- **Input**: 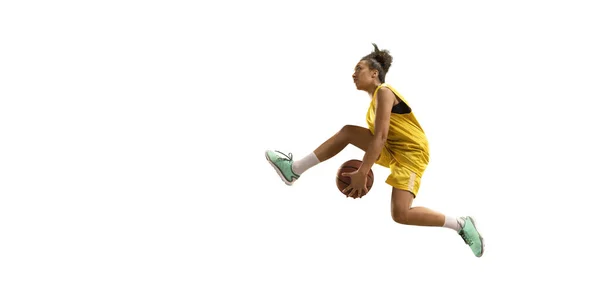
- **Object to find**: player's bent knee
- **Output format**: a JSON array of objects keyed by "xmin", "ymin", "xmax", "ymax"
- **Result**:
[
  {"xmin": 392, "ymin": 209, "xmax": 409, "ymax": 224},
  {"xmin": 337, "ymin": 125, "xmax": 357, "ymax": 142},
  {"xmin": 339, "ymin": 125, "xmax": 355, "ymax": 136},
  {"xmin": 339, "ymin": 125, "xmax": 372, "ymax": 149}
]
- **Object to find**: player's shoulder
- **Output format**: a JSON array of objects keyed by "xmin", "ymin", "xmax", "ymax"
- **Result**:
[
  {"xmin": 377, "ymin": 83, "xmax": 397, "ymax": 94},
  {"xmin": 376, "ymin": 84, "xmax": 395, "ymax": 101}
]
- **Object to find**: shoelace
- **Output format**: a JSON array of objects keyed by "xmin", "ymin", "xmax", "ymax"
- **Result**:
[
  {"xmin": 459, "ymin": 231, "xmax": 473, "ymax": 246},
  {"xmin": 275, "ymin": 150, "xmax": 293, "ymax": 162}
]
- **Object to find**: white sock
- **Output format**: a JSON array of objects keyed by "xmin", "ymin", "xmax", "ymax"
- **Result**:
[
  {"xmin": 291, "ymin": 152, "xmax": 320, "ymax": 175},
  {"xmin": 443, "ymin": 216, "xmax": 464, "ymax": 232}
]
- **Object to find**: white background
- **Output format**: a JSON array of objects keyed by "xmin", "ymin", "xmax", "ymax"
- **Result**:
[{"xmin": 1, "ymin": 0, "xmax": 599, "ymax": 299}]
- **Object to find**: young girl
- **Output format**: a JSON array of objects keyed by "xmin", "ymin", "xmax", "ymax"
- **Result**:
[{"xmin": 265, "ymin": 44, "xmax": 484, "ymax": 257}]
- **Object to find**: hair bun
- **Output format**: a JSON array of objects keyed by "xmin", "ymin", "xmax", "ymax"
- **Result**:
[{"xmin": 371, "ymin": 43, "xmax": 393, "ymax": 73}]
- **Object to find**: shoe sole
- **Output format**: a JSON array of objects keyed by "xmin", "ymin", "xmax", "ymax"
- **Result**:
[
  {"xmin": 468, "ymin": 216, "xmax": 485, "ymax": 257},
  {"xmin": 264, "ymin": 150, "xmax": 295, "ymax": 186}
]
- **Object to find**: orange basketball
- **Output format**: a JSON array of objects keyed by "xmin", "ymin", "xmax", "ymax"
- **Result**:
[{"xmin": 336, "ymin": 159, "xmax": 374, "ymax": 197}]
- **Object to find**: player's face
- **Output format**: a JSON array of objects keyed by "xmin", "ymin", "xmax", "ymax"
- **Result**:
[{"xmin": 352, "ymin": 60, "xmax": 377, "ymax": 90}]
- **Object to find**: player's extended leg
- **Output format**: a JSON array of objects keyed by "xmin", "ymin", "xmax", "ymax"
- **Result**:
[
  {"xmin": 390, "ymin": 188, "xmax": 485, "ymax": 257},
  {"xmin": 390, "ymin": 188, "xmax": 445, "ymax": 226},
  {"xmin": 265, "ymin": 125, "xmax": 373, "ymax": 185}
]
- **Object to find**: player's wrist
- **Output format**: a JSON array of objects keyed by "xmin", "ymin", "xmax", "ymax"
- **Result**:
[{"xmin": 357, "ymin": 166, "xmax": 371, "ymax": 175}]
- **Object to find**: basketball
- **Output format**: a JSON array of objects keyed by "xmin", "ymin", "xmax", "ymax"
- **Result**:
[{"xmin": 336, "ymin": 159, "xmax": 374, "ymax": 197}]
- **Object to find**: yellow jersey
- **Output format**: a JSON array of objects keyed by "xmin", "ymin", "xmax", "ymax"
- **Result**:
[{"xmin": 366, "ymin": 83, "xmax": 430, "ymax": 176}]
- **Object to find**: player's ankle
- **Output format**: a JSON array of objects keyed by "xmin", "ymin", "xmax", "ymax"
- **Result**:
[
  {"xmin": 291, "ymin": 152, "xmax": 320, "ymax": 175},
  {"xmin": 443, "ymin": 215, "xmax": 461, "ymax": 232}
]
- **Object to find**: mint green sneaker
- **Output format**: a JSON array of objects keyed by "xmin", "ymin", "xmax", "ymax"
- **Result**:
[
  {"xmin": 264, "ymin": 150, "xmax": 300, "ymax": 186},
  {"xmin": 458, "ymin": 216, "xmax": 485, "ymax": 257}
]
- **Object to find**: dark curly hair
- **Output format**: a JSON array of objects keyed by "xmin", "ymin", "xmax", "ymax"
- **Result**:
[{"xmin": 361, "ymin": 43, "xmax": 393, "ymax": 83}]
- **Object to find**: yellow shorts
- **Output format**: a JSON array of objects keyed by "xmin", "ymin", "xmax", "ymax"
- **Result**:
[{"xmin": 375, "ymin": 146, "xmax": 424, "ymax": 198}]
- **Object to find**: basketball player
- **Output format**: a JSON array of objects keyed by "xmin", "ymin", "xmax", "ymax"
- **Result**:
[{"xmin": 265, "ymin": 44, "xmax": 484, "ymax": 257}]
